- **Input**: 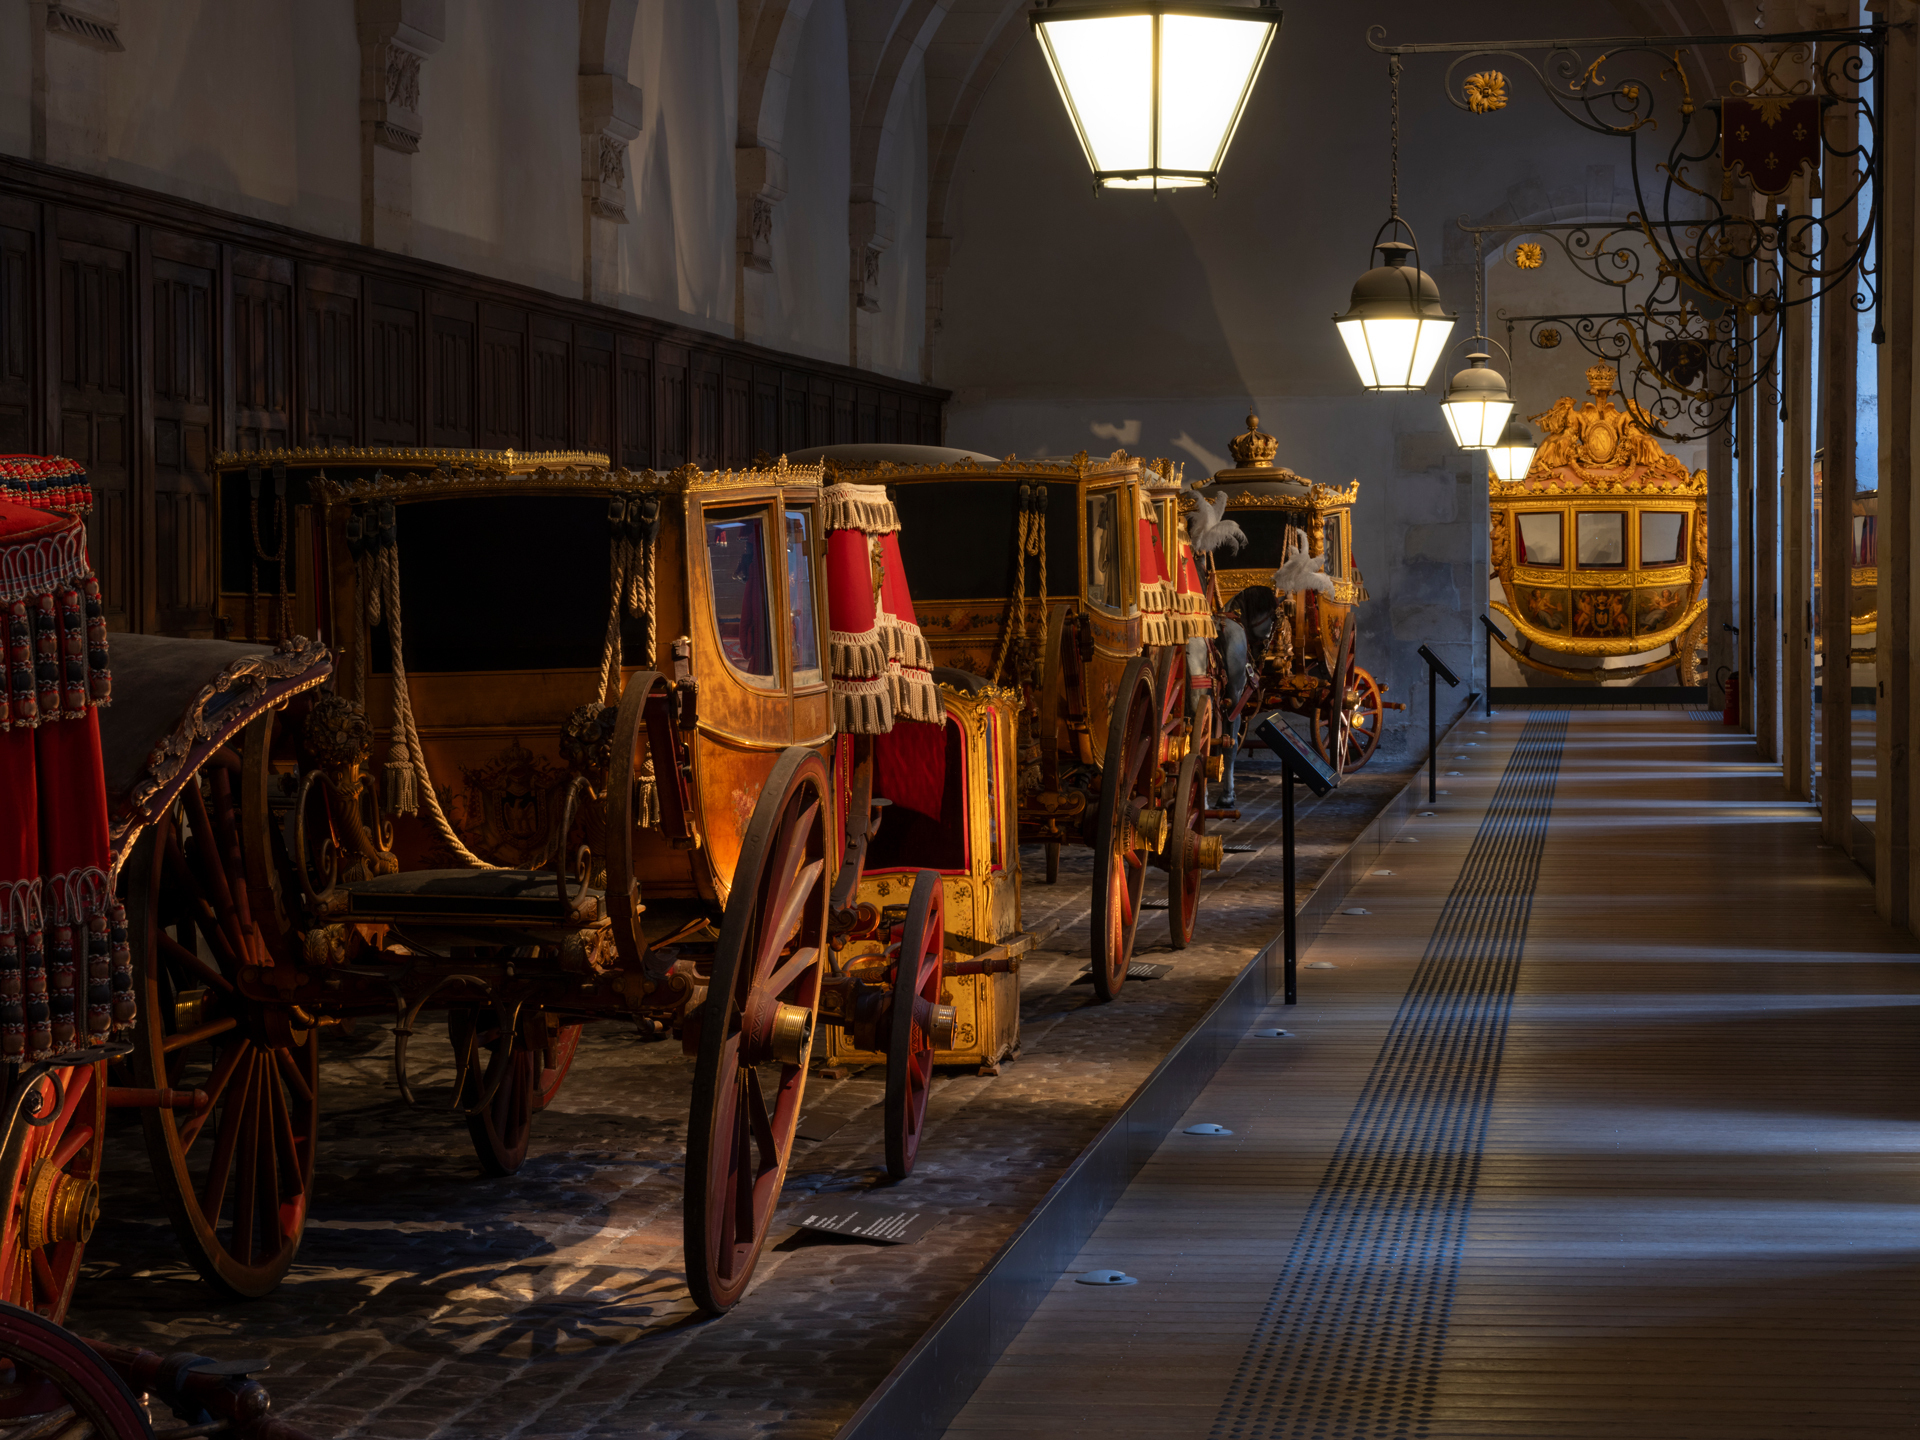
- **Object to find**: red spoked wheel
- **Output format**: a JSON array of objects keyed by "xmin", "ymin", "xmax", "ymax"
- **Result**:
[
  {"xmin": 1310, "ymin": 665, "xmax": 1386, "ymax": 775},
  {"xmin": 884, "ymin": 870, "xmax": 945, "ymax": 1182},
  {"xmin": 1166, "ymin": 695, "xmax": 1215, "ymax": 951},
  {"xmin": 685, "ymin": 746, "xmax": 829, "ymax": 1315},
  {"xmin": 122, "ymin": 734, "xmax": 320, "ymax": 1300},
  {"xmin": 0, "ymin": 1301, "xmax": 154, "ymax": 1438},
  {"xmin": 0, "ymin": 1061, "xmax": 105, "ymax": 1323},
  {"xmin": 536, "ymin": 1021, "xmax": 583, "ymax": 1111},
  {"xmin": 1090, "ymin": 656, "xmax": 1160, "ymax": 1002},
  {"xmin": 453, "ymin": 1006, "xmax": 541, "ymax": 1178}
]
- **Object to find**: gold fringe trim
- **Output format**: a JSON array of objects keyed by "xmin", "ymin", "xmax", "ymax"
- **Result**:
[
  {"xmin": 833, "ymin": 674, "xmax": 895, "ymax": 735},
  {"xmin": 889, "ymin": 665, "xmax": 942, "ymax": 723},
  {"xmin": 828, "ymin": 626, "xmax": 890, "ymax": 682},
  {"xmin": 1173, "ymin": 588, "xmax": 1210, "ymax": 614},
  {"xmin": 821, "ymin": 482, "xmax": 901, "ymax": 534},
  {"xmin": 1142, "ymin": 612, "xmax": 1180, "ymax": 647},
  {"xmin": 1140, "ymin": 578, "xmax": 1177, "ymax": 614},
  {"xmin": 1176, "ymin": 611, "xmax": 1217, "ymax": 641},
  {"xmin": 879, "ymin": 611, "xmax": 933, "ymax": 671}
]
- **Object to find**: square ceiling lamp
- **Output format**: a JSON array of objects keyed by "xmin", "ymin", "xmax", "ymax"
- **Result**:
[{"xmin": 1030, "ymin": 2, "xmax": 1283, "ymax": 192}]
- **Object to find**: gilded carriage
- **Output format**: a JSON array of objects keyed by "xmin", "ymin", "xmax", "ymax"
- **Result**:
[
  {"xmin": 792, "ymin": 444, "xmax": 1222, "ymax": 991},
  {"xmin": 1196, "ymin": 417, "xmax": 1388, "ymax": 775},
  {"xmin": 0, "ymin": 454, "xmax": 328, "ymax": 1437},
  {"xmin": 82, "ymin": 444, "xmax": 1012, "ymax": 1319},
  {"xmin": 1487, "ymin": 368, "xmax": 1709, "ymax": 687}
]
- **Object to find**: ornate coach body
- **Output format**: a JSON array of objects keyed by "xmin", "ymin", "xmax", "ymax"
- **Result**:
[{"xmin": 1488, "ymin": 367, "xmax": 1709, "ymax": 687}]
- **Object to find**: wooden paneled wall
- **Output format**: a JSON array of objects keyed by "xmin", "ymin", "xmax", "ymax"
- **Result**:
[{"xmin": 0, "ymin": 158, "xmax": 946, "ymax": 638}]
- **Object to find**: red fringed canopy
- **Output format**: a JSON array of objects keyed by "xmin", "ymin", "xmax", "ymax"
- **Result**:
[{"xmin": 0, "ymin": 490, "xmax": 128, "ymax": 1063}]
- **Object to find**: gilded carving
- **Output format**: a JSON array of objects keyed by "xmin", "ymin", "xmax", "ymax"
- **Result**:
[
  {"xmin": 1464, "ymin": 70, "xmax": 1509, "ymax": 112},
  {"xmin": 1513, "ymin": 242, "xmax": 1544, "ymax": 269}
]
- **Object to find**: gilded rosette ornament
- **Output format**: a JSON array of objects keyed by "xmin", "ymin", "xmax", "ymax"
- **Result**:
[{"xmin": 1488, "ymin": 367, "xmax": 1708, "ymax": 677}]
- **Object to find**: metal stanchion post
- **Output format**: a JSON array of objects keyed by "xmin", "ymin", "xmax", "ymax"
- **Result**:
[
  {"xmin": 1252, "ymin": 715, "xmax": 1337, "ymax": 1008},
  {"xmin": 1417, "ymin": 644, "xmax": 1462, "ymax": 805},
  {"xmin": 1477, "ymin": 615, "xmax": 1506, "ymax": 720},
  {"xmin": 1282, "ymin": 769, "xmax": 1297, "ymax": 1005}
]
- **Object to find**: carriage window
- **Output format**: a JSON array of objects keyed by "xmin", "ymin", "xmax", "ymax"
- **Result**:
[
  {"xmin": 1576, "ymin": 512, "xmax": 1627, "ymax": 567},
  {"xmin": 1322, "ymin": 514, "xmax": 1345, "ymax": 577},
  {"xmin": 705, "ymin": 505, "xmax": 778, "ymax": 687},
  {"xmin": 1086, "ymin": 492, "xmax": 1122, "ymax": 611},
  {"xmin": 1516, "ymin": 512, "xmax": 1563, "ymax": 566},
  {"xmin": 785, "ymin": 509, "xmax": 822, "ymax": 687},
  {"xmin": 1640, "ymin": 512, "xmax": 1686, "ymax": 567},
  {"xmin": 1853, "ymin": 513, "xmax": 1876, "ymax": 567}
]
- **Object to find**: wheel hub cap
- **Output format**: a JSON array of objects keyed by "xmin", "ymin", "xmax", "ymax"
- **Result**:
[{"xmin": 25, "ymin": 1161, "xmax": 98, "ymax": 1250}]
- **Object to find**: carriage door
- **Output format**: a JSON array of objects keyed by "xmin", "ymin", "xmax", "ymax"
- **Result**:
[{"xmin": 703, "ymin": 504, "xmax": 780, "ymax": 689}]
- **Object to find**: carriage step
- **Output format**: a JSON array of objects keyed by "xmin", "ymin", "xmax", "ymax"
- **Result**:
[{"xmin": 343, "ymin": 868, "xmax": 603, "ymax": 923}]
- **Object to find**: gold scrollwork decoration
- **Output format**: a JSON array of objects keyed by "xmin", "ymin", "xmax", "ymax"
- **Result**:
[
  {"xmin": 1464, "ymin": 71, "xmax": 1508, "ymax": 113},
  {"xmin": 1513, "ymin": 242, "xmax": 1543, "ymax": 269}
]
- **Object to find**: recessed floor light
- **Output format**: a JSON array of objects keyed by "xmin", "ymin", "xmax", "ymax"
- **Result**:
[
  {"xmin": 1077, "ymin": 1270, "xmax": 1138, "ymax": 1286},
  {"xmin": 1184, "ymin": 1123, "xmax": 1233, "ymax": 1135}
]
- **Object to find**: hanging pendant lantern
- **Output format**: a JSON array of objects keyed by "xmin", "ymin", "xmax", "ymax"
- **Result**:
[
  {"xmin": 1334, "ymin": 54, "xmax": 1454, "ymax": 390},
  {"xmin": 1029, "ymin": 1, "xmax": 1283, "ymax": 192},
  {"xmin": 1336, "ymin": 239, "xmax": 1455, "ymax": 391},
  {"xmin": 1485, "ymin": 415, "xmax": 1538, "ymax": 481},
  {"xmin": 1440, "ymin": 352, "xmax": 1514, "ymax": 450}
]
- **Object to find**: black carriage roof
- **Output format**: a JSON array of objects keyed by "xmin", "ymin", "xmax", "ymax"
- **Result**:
[{"xmin": 1197, "ymin": 469, "xmax": 1360, "ymax": 512}]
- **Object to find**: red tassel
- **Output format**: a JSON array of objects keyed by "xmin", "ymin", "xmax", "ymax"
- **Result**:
[
  {"xmin": 58, "ymin": 587, "xmax": 86, "ymax": 717},
  {"xmin": 47, "ymin": 922, "xmax": 75, "ymax": 1052},
  {"xmin": 22, "ymin": 925, "xmax": 48, "ymax": 1060},
  {"xmin": 0, "ymin": 928, "xmax": 22, "ymax": 1064},
  {"xmin": 84, "ymin": 579, "xmax": 109, "ymax": 706},
  {"xmin": 31, "ymin": 594, "xmax": 58, "ymax": 723},
  {"xmin": 6, "ymin": 600, "xmax": 33, "ymax": 729},
  {"xmin": 108, "ymin": 901, "xmax": 133, "ymax": 1030}
]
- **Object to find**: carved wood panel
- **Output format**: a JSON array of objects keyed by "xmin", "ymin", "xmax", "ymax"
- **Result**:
[
  {"xmin": 428, "ymin": 295, "xmax": 475, "ymax": 448},
  {"xmin": 576, "ymin": 325, "xmax": 613, "ymax": 459},
  {"xmin": 722, "ymin": 361, "xmax": 750, "ymax": 467},
  {"xmin": 0, "ymin": 220, "xmax": 32, "ymax": 455},
  {"xmin": 478, "ymin": 306, "xmax": 526, "ymax": 450},
  {"xmin": 148, "ymin": 241, "xmax": 216, "ymax": 635},
  {"xmin": 617, "ymin": 335, "xmax": 649, "ymax": 469},
  {"xmin": 692, "ymin": 352, "xmax": 721, "ymax": 467},
  {"xmin": 301, "ymin": 269, "xmax": 359, "ymax": 448},
  {"xmin": 809, "ymin": 377, "xmax": 832, "ymax": 449},
  {"xmin": 58, "ymin": 225, "xmax": 133, "ymax": 628},
  {"xmin": 782, "ymin": 371, "xmax": 808, "ymax": 455},
  {"xmin": 656, "ymin": 342, "xmax": 687, "ymax": 467},
  {"xmin": 230, "ymin": 250, "xmax": 291, "ymax": 454},
  {"xmin": 531, "ymin": 316, "xmax": 569, "ymax": 450},
  {"xmin": 367, "ymin": 282, "xmax": 421, "ymax": 446}
]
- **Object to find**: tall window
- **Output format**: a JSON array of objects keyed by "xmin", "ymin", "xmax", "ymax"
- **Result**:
[
  {"xmin": 785, "ymin": 508, "xmax": 822, "ymax": 687},
  {"xmin": 705, "ymin": 505, "xmax": 777, "ymax": 687}
]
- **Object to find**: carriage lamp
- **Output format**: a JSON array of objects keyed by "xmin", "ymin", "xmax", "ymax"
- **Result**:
[
  {"xmin": 1335, "ymin": 240, "xmax": 1455, "ymax": 391},
  {"xmin": 1439, "ymin": 352, "xmax": 1514, "ymax": 450},
  {"xmin": 1485, "ymin": 415, "xmax": 1538, "ymax": 480},
  {"xmin": 1029, "ymin": 1, "xmax": 1283, "ymax": 192}
]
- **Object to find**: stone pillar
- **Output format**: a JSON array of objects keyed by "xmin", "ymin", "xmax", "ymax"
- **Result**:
[
  {"xmin": 1881, "ymin": 0, "xmax": 1918, "ymax": 927},
  {"xmin": 848, "ymin": 198, "xmax": 894, "ymax": 369},
  {"xmin": 1757, "ymin": 242, "xmax": 1782, "ymax": 763},
  {"xmin": 580, "ymin": 74, "xmax": 644, "ymax": 304},
  {"xmin": 1737, "ymin": 307, "xmax": 1756, "ymax": 734},
  {"xmin": 732, "ymin": 144, "xmax": 786, "ymax": 338},
  {"xmin": 27, "ymin": 0, "xmax": 123, "ymax": 170},
  {"xmin": 1783, "ymin": 170, "xmax": 1815, "ymax": 802},
  {"xmin": 355, "ymin": 0, "xmax": 446, "ymax": 254},
  {"xmin": 1819, "ymin": 61, "xmax": 1859, "ymax": 848},
  {"xmin": 921, "ymin": 232, "xmax": 951, "ymax": 385},
  {"xmin": 1708, "ymin": 404, "xmax": 1735, "ymax": 711}
]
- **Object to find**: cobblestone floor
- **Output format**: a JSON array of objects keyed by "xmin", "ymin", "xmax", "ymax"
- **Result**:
[{"xmin": 68, "ymin": 734, "xmax": 1420, "ymax": 1440}]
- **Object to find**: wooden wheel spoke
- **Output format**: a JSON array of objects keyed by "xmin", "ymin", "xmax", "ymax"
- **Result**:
[
  {"xmin": 759, "ymin": 946, "xmax": 820, "ymax": 1002},
  {"xmin": 29, "ymin": 1252, "xmax": 57, "ymax": 1310},
  {"xmin": 232, "ymin": 1057, "xmax": 265, "ymax": 1265},
  {"xmin": 46, "ymin": 1123, "xmax": 93, "ymax": 1178},
  {"xmin": 179, "ymin": 1041, "xmax": 249, "ymax": 1154},
  {"xmin": 199, "ymin": 1049, "xmax": 254, "ymax": 1221},
  {"xmin": 752, "ymin": 830, "xmax": 822, "ymax": 983},
  {"xmin": 273, "ymin": 1045, "xmax": 315, "ymax": 1111}
]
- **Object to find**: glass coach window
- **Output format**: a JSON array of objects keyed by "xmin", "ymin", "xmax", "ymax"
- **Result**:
[
  {"xmin": 1576, "ymin": 512, "xmax": 1627, "ymax": 568},
  {"xmin": 785, "ymin": 509, "xmax": 823, "ymax": 687},
  {"xmin": 1516, "ymin": 512, "xmax": 1563, "ymax": 567},
  {"xmin": 1640, "ymin": 512, "xmax": 1687, "ymax": 568},
  {"xmin": 1086, "ymin": 491, "xmax": 1122, "ymax": 611},
  {"xmin": 706, "ymin": 505, "xmax": 779, "ymax": 687}
]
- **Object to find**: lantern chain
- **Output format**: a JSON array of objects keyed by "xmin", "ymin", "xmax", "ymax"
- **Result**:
[{"xmin": 1388, "ymin": 53, "xmax": 1402, "ymax": 218}]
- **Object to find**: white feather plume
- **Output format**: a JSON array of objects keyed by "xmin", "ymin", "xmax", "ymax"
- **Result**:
[
  {"xmin": 1271, "ymin": 526, "xmax": 1335, "ymax": 597},
  {"xmin": 1187, "ymin": 492, "xmax": 1248, "ymax": 556}
]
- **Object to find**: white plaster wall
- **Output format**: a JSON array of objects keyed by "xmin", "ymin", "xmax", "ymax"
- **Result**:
[
  {"xmin": 939, "ymin": 0, "xmax": 1644, "ymax": 753},
  {"xmin": 0, "ymin": 6, "xmax": 30, "ymax": 161},
  {"xmin": 748, "ymin": 0, "xmax": 854, "ymax": 365},
  {"xmin": 411, "ymin": 0, "xmax": 580, "ymax": 296},
  {"xmin": 7, "ymin": 0, "xmax": 362, "ymax": 240},
  {"xmin": 857, "ymin": 60, "xmax": 926, "ymax": 382},
  {"xmin": 619, "ymin": 0, "xmax": 738, "ymax": 335}
]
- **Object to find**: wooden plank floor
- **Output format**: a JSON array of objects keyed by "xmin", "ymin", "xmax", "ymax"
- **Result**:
[{"xmin": 939, "ymin": 711, "xmax": 1920, "ymax": 1439}]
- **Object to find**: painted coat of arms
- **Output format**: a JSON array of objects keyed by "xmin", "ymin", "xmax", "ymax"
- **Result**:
[
  {"xmin": 1722, "ymin": 95, "xmax": 1821, "ymax": 196},
  {"xmin": 438, "ymin": 739, "xmax": 569, "ymax": 867}
]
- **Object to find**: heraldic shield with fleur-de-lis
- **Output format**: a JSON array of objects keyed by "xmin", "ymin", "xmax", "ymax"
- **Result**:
[{"xmin": 1722, "ymin": 95, "xmax": 1823, "ymax": 196}]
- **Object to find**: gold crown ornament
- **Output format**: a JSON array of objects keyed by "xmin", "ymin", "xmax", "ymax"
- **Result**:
[{"xmin": 1228, "ymin": 414, "xmax": 1279, "ymax": 469}]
